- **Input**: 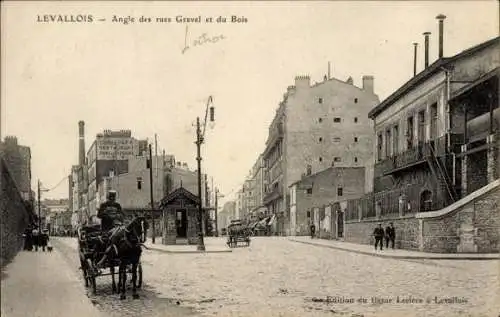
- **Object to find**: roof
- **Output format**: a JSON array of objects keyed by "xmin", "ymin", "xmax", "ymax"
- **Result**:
[
  {"xmin": 159, "ymin": 186, "xmax": 200, "ymax": 207},
  {"xmin": 289, "ymin": 166, "xmax": 365, "ymax": 188},
  {"xmin": 368, "ymin": 36, "xmax": 499, "ymax": 119},
  {"xmin": 449, "ymin": 67, "xmax": 499, "ymax": 103}
]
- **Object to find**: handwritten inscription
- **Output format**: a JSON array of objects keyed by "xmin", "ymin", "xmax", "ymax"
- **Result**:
[{"xmin": 182, "ymin": 25, "xmax": 226, "ymax": 54}]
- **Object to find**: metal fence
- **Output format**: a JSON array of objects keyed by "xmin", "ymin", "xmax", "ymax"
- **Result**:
[{"xmin": 345, "ymin": 184, "xmax": 423, "ymax": 221}]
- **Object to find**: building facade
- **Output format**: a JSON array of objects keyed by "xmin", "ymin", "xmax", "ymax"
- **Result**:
[
  {"xmin": 262, "ymin": 74, "xmax": 379, "ymax": 235},
  {"xmin": 289, "ymin": 167, "xmax": 365, "ymax": 236},
  {"xmin": 86, "ymin": 129, "xmax": 148, "ymax": 217},
  {"xmin": 0, "ymin": 136, "xmax": 32, "ymax": 201},
  {"xmin": 345, "ymin": 21, "xmax": 499, "ymax": 253}
]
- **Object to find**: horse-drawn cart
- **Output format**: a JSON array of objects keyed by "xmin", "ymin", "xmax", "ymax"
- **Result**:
[
  {"xmin": 78, "ymin": 221, "xmax": 143, "ymax": 297},
  {"xmin": 226, "ymin": 220, "xmax": 252, "ymax": 248}
]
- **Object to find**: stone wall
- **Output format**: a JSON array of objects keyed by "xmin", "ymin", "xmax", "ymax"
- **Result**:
[
  {"xmin": 418, "ymin": 180, "xmax": 500, "ymax": 253},
  {"xmin": 345, "ymin": 216, "xmax": 420, "ymax": 250},
  {"xmin": 0, "ymin": 158, "xmax": 32, "ymax": 268},
  {"xmin": 344, "ymin": 179, "xmax": 500, "ymax": 253}
]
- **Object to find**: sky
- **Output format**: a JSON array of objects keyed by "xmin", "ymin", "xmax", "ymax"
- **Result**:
[{"xmin": 1, "ymin": 1, "xmax": 498, "ymax": 204}]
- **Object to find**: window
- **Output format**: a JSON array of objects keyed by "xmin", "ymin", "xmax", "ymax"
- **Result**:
[
  {"xmin": 319, "ymin": 157, "xmax": 323, "ymax": 162},
  {"xmin": 333, "ymin": 137, "xmax": 341, "ymax": 142},
  {"xmin": 418, "ymin": 110, "xmax": 425, "ymax": 142},
  {"xmin": 354, "ymin": 98, "xmax": 358, "ymax": 103},
  {"xmin": 306, "ymin": 165, "xmax": 312, "ymax": 176},
  {"xmin": 385, "ymin": 129, "xmax": 392, "ymax": 157},
  {"xmin": 137, "ymin": 177, "xmax": 142, "ymax": 190},
  {"xmin": 333, "ymin": 117, "xmax": 341, "ymax": 123},
  {"xmin": 337, "ymin": 186, "xmax": 343, "ymax": 196},
  {"xmin": 377, "ymin": 133, "xmax": 383, "ymax": 161},
  {"xmin": 354, "ymin": 157, "xmax": 358, "ymax": 163},
  {"xmin": 354, "ymin": 137, "xmax": 358, "ymax": 142},
  {"xmin": 307, "ymin": 210, "xmax": 311, "ymax": 218},
  {"xmin": 334, "ymin": 157, "xmax": 341, "ymax": 162},
  {"xmin": 407, "ymin": 116, "xmax": 414, "ymax": 148},
  {"xmin": 319, "ymin": 137, "xmax": 323, "ymax": 142},
  {"xmin": 318, "ymin": 118, "xmax": 323, "ymax": 123},
  {"xmin": 393, "ymin": 125, "xmax": 399, "ymax": 155},
  {"xmin": 306, "ymin": 188, "xmax": 313, "ymax": 195},
  {"xmin": 354, "ymin": 117, "xmax": 358, "ymax": 123},
  {"xmin": 318, "ymin": 97, "xmax": 323, "ymax": 104},
  {"xmin": 430, "ymin": 103, "xmax": 437, "ymax": 140}
]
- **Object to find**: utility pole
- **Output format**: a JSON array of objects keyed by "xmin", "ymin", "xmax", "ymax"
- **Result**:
[
  {"xmin": 148, "ymin": 144, "xmax": 155, "ymax": 244},
  {"xmin": 37, "ymin": 179, "xmax": 41, "ymax": 229},
  {"xmin": 196, "ymin": 117, "xmax": 205, "ymax": 250},
  {"xmin": 155, "ymin": 134, "xmax": 158, "ymax": 178},
  {"xmin": 214, "ymin": 187, "xmax": 219, "ymax": 237},
  {"xmin": 194, "ymin": 96, "xmax": 215, "ymax": 251}
]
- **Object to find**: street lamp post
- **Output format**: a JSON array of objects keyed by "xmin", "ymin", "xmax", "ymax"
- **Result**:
[
  {"xmin": 195, "ymin": 96, "xmax": 215, "ymax": 251},
  {"xmin": 148, "ymin": 144, "xmax": 156, "ymax": 244}
]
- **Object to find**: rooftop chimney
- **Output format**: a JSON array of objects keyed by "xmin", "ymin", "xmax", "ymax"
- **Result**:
[
  {"xmin": 423, "ymin": 32, "xmax": 431, "ymax": 68},
  {"xmin": 436, "ymin": 14, "xmax": 446, "ymax": 59},
  {"xmin": 78, "ymin": 121, "xmax": 85, "ymax": 166},
  {"xmin": 362, "ymin": 76, "xmax": 374, "ymax": 93},
  {"xmin": 413, "ymin": 42, "xmax": 418, "ymax": 76}
]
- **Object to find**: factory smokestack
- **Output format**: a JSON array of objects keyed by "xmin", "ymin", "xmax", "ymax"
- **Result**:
[
  {"xmin": 436, "ymin": 14, "xmax": 446, "ymax": 59},
  {"xmin": 78, "ymin": 121, "xmax": 85, "ymax": 166},
  {"xmin": 413, "ymin": 42, "xmax": 418, "ymax": 76},
  {"xmin": 423, "ymin": 32, "xmax": 431, "ymax": 68}
]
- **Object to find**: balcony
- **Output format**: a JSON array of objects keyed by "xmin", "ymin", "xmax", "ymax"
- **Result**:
[
  {"xmin": 375, "ymin": 143, "xmax": 429, "ymax": 176},
  {"xmin": 263, "ymin": 183, "xmax": 283, "ymax": 205},
  {"xmin": 264, "ymin": 122, "xmax": 284, "ymax": 156}
]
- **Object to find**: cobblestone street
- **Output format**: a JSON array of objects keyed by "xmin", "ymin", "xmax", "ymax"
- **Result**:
[{"xmin": 51, "ymin": 237, "xmax": 499, "ymax": 317}]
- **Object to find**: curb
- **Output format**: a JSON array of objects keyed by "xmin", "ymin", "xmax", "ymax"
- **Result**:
[
  {"xmin": 146, "ymin": 246, "xmax": 232, "ymax": 254},
  {"xmin": 289, "ymin": 239, "xmax": 499, "ymax": 261}
]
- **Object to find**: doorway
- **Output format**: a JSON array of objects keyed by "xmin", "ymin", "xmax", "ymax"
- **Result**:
[
  {"xmin": 337, "ymin": 211, "xmax": 344, "ymax": 238},
  {"xmin": 176, "ymin": 209, "xmax": 187, "ymax": 238}
]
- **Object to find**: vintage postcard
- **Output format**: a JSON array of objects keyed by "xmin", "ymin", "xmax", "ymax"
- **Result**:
[{"xmin": 1, "ymin": 1, "xmax": 499, "ymax": 317}]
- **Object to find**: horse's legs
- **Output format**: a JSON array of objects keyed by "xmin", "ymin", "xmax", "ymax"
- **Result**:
[
  {"xmin": 111, "ymin": 265, "xmax": 116, "ymax": 293},
  {"xmin": 132, "ymin": 262, "xmax": 139, "ymax": 299},
  {"xmin": 120, "ymin": 263, "xmax": 127, "ymax": 300}
]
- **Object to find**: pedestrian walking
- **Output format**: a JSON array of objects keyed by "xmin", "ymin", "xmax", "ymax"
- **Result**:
[
  {"xmin": 385, "ymin": 222, "xmax": 396, "ymax": 249},
  {"xmin": 310, "ymin": 223, "xmax": 316, "ymax": 239},
  {"xmin": 373, "ymin": 223, "xmax": 384, "ymax": 250},
  {"xmin": 32, "ymin": 228, "xmax": 39, "ymax": 251}
]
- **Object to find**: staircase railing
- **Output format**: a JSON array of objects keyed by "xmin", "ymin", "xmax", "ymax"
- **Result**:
[{"xmin": 427, "ymin": 142, "xmax": 457, "ymax": 203}]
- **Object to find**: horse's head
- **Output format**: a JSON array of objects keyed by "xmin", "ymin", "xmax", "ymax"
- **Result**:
[{"xmin": 125, "ymin": 216, "xmax": 146, "ymax": 244}]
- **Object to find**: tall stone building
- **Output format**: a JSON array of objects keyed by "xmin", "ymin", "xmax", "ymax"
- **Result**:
[
  {"xmin": 0, "ymin": 136, "xmax": 32, "ymax": 200},
  {"xmin": 262, "ymin": 73, "xmax": 379, "ymax": 234}
]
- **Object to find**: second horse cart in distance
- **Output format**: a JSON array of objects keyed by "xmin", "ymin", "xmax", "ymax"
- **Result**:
[
  {"xmin": 78, "ymin": 224, "xmax": 143, "ymax": 295},
  {"xmin": 226, "ymin": 219, "xmax": 252, "ymax": 248}
]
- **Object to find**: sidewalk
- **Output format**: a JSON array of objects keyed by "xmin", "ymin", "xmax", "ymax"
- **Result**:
[
  {"xmin": 1, "ymin": 249, "xmax": 103, "ymax": 317},
  {"xmin": 289, "ymin": 236, "xmax": 500, "ymax": 260},
  {"xmin": 144, "ymin": 237, "xmax": 232, "ymax": 254}
]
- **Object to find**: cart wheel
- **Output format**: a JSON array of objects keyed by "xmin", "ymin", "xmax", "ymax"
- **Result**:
[
  {"xmin": 137, "ymin": 263, "xmax": 143, "ymax": 288},
  {"xmin": 86, "ymin": 259, "xmax": 97, "ymax": 295}
]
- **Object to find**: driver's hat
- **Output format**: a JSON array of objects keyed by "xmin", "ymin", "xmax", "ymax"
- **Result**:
[{"xmin": 107, "ymin": 190, "xmax": 117, "ymax": 198}]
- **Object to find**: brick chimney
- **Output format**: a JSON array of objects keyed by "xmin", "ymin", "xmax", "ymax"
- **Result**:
[
  {"xmin": 294, "ymin": 75, "xmax": 310, "ymax": 89},
  {"xmin": 362, "ymin": 76, "xmax": 374, "ymax": 93}
]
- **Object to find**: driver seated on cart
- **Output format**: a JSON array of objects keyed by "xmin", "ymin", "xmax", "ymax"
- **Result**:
[{"xmin": 96, "ymin": 190, "xmax": 126, "ymax": 268}]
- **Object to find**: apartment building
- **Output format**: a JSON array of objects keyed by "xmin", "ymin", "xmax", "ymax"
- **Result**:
[{"xmin": 262, "ymin": 73, "xmax": 379, "ymax": 234}]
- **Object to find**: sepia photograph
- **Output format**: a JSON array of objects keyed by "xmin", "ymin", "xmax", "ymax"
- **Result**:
[{"xmin": 0, "ymin": 1, "xmax": 499, "ymax": 317}]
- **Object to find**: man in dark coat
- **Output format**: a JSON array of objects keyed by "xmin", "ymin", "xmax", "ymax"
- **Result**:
[
  {"xmin": 97, "ymin": 190, "xmax": 125, "ymax": 232},
  {"xmin": 385, "ymin": 222, "xmax": 396, "ymax": 249},
  {"xmin": 373, "ymin": 223, "xmax": 384, "ymax": 250},
  {"xmin": 310, "ymin": 223, "xmax": 316, "ymax": 239},
  {"xmin": 39, "ymin": 229, "xmax": 49, "ymax": 252}
]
